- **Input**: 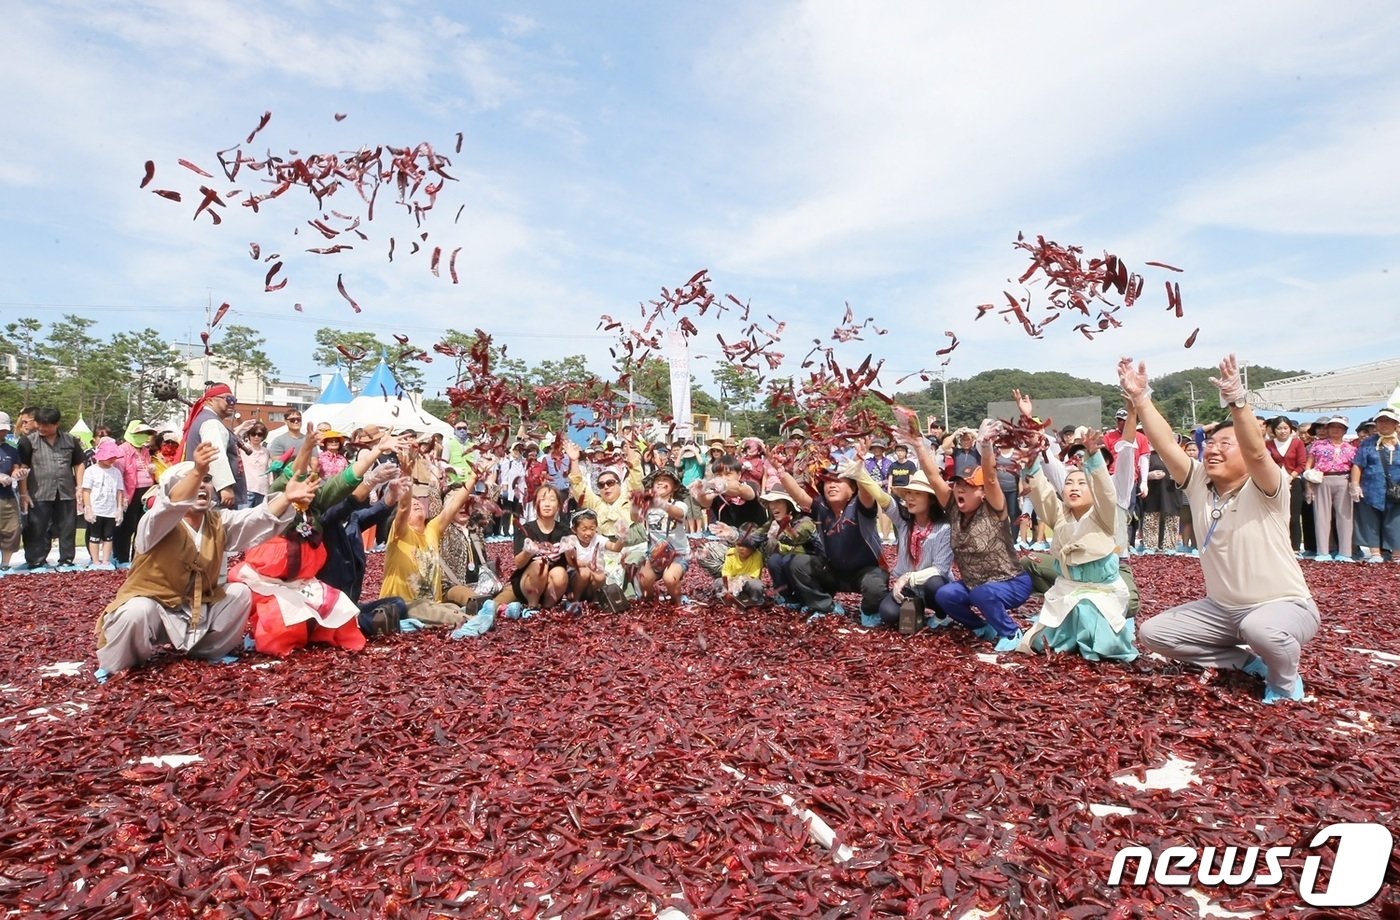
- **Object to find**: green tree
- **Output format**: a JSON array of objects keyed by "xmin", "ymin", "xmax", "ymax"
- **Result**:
[
  {"xmin": 216, "ymin": 324, "xmax": 278, "ymax": 398},
  {"xmin": 713, "ymin": 364, "xmax": 761, "ymax": 434},
  {"xmin": 3, "ymin": 317, "xmax": 43, "ymax": 403},
  {"xmin": 313, "ymin": 327, "xmax": 382, "ymax": 390},
  {"xmin": 897, "ymin": 369, "xmax": 1123, "ymax": 430},
  {"xmin": 386, "ymin": 351, "xmax": 427, "ymax": 394},
  {"xmin": 111, "ymin": 330, "xmax": 183, "ymax": 424},
  {"xmin": 37, "ymin": 314, "xmax": 102, "ymax": 421},
  {"xmin": 1149, "ymin": 365, "xmax": 1307, "ymax": 431}
]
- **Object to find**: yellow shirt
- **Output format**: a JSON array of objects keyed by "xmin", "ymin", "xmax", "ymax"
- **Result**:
[
  {"xmin": 721, "ymin": 547, "xmax": 763, "ymax": 579},
  {"xmin": 379, "ymin": 517, "xmax": 447, "ymax": 602}
]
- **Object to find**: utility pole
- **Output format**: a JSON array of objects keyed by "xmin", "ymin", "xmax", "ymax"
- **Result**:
[
  {"xmin": 1187, "ymin": 381, "xmax": 1199, "ymax": 428},
  {"xmin": 202, "ymin": 292, "xmax": 213, "ymax": 386}
]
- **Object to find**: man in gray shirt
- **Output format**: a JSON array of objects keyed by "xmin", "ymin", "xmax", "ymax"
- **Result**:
[
  {"xmin": 267, "ymin": 408, "xmax": 308, "ymax": 461},
  {"xmin": 19, "ymin": 407, "xmax": 84, "ymax": 570}
]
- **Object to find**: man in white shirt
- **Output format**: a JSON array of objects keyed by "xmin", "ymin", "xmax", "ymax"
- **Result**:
[
  {"xmin": 1119, "ymin": 354, "xmax": 1318, "ymax": 704},
  {"xmin": 180, "ymin": 383, "xmax": 244, "ymax": 508}
]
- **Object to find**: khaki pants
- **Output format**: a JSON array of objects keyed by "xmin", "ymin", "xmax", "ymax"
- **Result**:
[
  {"xmin": 1312, "ymin": 475, "xmax": 1353, "ymax": 557},
  {"xmin": 97, "ymin": 585, "xmax": 252, "ymax": 674}
]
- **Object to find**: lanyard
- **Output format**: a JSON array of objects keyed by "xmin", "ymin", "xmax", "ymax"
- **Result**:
[{"xmin": 1200, "ymin": 488, "xmax": 1239, "ymax": 550}]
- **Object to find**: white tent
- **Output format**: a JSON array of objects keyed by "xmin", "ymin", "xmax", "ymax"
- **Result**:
[
  {"xmin": 302, "ymin": 372, "xmax": 354, "ymax": 430},
  {"xmin": 321, "ymin": 359, "xmax": 452, "ymax": 437}
]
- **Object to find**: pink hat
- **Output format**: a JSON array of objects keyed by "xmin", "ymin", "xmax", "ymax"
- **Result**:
[{"xmin": 94, "ymin": 438, "xmax": 122, "ymax": 462}]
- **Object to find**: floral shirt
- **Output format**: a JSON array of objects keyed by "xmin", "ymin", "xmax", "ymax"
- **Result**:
[{"xmin": 1308, "ymin": 439, "xmax": 1356, "ymax": 474}]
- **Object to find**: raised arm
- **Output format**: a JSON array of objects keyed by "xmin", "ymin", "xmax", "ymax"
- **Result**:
[
  {"xmin": 897, "ymin": 406, "xmax": 952, "ymax": 506},
  {"xmin": 433, "ymin": 477, "xmax": 476, "ymax": 527},
  {"xmin": 389, "ymin": 475, "xmax": 416, "ymax": 539},
  {"xmin": 1117, "ymin": 357, "xmax": 1191, "ymax": 486},
  {"xmin": 771, "ymin": 456, "xmax": 814, "ymax": 513},
  {"xmin": 976, "ymin": 420, "xmax": 1006, "ymax": 514},
  {"xmin": 1210, "ymin": 353, "xmax": 1281, "ymax": 496}
]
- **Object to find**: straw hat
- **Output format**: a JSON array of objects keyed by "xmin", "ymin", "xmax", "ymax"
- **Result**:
[
  {"xmin": 759, "ymin": 489, "xmax": 798, "ymax": 508},
  {"xmin": 895, "ymin": 470, "xmax": 937, "ymax": 495}
]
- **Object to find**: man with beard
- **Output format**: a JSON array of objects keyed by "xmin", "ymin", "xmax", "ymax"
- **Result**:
[
  {"xmin": 180, "ymin": 382, "xmax": 245, "ymax": 509},
  {"xmin": 95, "ymin": 442, "xmax": 319, "ymax": 675}
]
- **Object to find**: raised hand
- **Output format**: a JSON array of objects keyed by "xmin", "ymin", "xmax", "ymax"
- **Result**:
[
  {"xmin": 1012, "ymin": 388, "xmax": 1033, "ymax": 418},
  {"xmin": 892, "ymin": 405, "xmax": 920, "ymax": 440},
  {"xmin": 1117, "ymin": 357, "xmax": 1149, "ymax": 401},
  {"xmin": 975, "ymin": 418, "xmax": 1002, "ymax": 450},
  {"xmin": 1081, "ymin": 428, "xmax": 1103, "ymax": 457},
  {"xmin": 283, "ymin": 472, "xmax": 322, "ymax": 506},
  {"xmin": 193, "ymin": 441, "xmax": 220, "ymax": 472},
  {"xmin": 1208, "ymin": 353, "xmax": 1245, "ymax": 404}
]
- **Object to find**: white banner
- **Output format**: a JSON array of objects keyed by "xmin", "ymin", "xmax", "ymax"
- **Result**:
[{"xmin": 666, "ymin": 329, "xmax": 693, "ymax": 441}]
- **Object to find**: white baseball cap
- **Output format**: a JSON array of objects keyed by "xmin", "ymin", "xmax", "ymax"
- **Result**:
[{"xmin": 0, "ymin": 412, "xmax": 10, "ymax": 430}]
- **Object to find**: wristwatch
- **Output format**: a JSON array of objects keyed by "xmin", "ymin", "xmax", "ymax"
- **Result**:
[{"xmin": 1230, "ymin": 396, "xmax": 1248, "ymax": 409}]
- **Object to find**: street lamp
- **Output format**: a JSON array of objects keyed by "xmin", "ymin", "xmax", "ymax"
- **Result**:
[{"xmin": 935, "ymin": 370, "xmax": 950, "ymax": 431}]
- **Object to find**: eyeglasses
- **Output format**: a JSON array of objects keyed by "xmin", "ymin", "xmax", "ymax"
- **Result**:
[
  {"xmin": 223, "ymin": 396, "xmax": 237, "ymax": 404},
  {"xmin": 597, "ymin": 478, "xmax": 620, "ymax": 488}
]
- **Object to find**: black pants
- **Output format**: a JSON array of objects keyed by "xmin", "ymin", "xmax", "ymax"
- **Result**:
[
  {"xmin": 24, "ymin": 498, "xmax": 77, "ymax": 567},
  {"xmin": 1283, "ymin": 478, "xmax": 1305, "ymax": 551},
  {"xmin": 875, "ymin": 575, "xmax": 947, "ymax": 627},
  {"xmin": 112, "ymin": 485, "xmax": 149, "ymax": 564},
  {"xmin": 788, "ymin": 555, "xmax": 886, "ymax": 615}
]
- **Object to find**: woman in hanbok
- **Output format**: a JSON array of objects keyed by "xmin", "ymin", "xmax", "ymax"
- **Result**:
[{"xmin": 1018, "ymin": 427, "xmax": 1137, "ymax": 661}]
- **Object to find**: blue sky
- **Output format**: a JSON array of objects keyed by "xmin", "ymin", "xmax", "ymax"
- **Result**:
[{"xmin": 2, "ymin": 1, "xmax": 1398, "ymax": 403}]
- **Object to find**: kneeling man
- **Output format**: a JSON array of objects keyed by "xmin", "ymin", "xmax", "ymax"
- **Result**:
[{"xmin": 96, "ymin": 442, "xmax": 318, "ymax": 674}]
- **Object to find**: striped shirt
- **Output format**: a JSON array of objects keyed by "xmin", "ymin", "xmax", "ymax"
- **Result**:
[{"xmin": 22, "ymin": 432, "xmax": 82, "ymax": 501}]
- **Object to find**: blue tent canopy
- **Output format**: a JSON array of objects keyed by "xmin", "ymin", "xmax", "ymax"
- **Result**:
[
  {"xmin": 359, "ymin": 358, "xmax": 403, "ymax": 399},
  {"xmin": 316, "ymin": 373, "xmax": 353, "ymax": 405}
]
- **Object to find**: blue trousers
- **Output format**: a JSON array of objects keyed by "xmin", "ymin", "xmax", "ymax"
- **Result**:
[
  {"xmin": 1355, "ymin": 500, "xmax": 1399, "ymax": 555},
  {"xmin": 935, "ymin": 572, "xmax": 1032, "ymax": 638},
  {"xmin": 766, "ymin": 553, "xmax": 800, "ymax": 601}
]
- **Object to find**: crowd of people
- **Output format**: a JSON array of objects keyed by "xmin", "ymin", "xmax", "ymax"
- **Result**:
[{"xmin": 3, "ymin": 356, "xmax": 1397, "ymax": 703}]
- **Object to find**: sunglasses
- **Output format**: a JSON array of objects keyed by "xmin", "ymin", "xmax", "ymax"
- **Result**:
[
  {"xmin": 597, "ymin": 478, "xmax": 620, "ymax": 488},
  {"xmin": 223, "ymin": 396, "xmax": 237, "ymax": 404},
  {"xmin": 286, "ymin": 417, "xmax": 301, "ymax": 423}
]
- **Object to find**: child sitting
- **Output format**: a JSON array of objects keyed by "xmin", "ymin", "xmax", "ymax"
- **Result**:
[
  {"xmin": 760, "ymin": 489, "xmax": 820, "ymax": 606},
  {"xmin": 633, "ymin": 467, "xmax": 691, "ymax": 601},
  {"xmin": 719, "ymin": 529, "xmax": 768, "ymax": 606},
  {"xmin": 561, "ymin": 509, "xmax": 621, "ymax": 604}
]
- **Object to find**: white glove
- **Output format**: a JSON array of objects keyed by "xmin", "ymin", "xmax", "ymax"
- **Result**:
[
  {"xmin": 362, "ymin": 461, "xmax": 400, "ymax": 490},
  {"xmin": 84, "ymin": 508, "xmax": 96, "ymax": 524},
  {"xmin": 1349, "ymin": 482, "xmax": 1363, "ymax": 502},
  {"xmin": 891, "ymin": 574, "xmax": 910, "ymax": 602},
  {"xmin": 976, "ymin": 419, "xmax": 1002, "ymax": 451},
  {"xmin": 0, "ymin": 473, "xmax": 11, "ymax": 488}
]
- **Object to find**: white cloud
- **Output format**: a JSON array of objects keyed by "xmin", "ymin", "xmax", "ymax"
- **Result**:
[
  {"xmin": 501, "ymin": 13, "xmax": 540, "ymax": 39},
  {"xmin": 1170, "ymin": 84, "xmax": 1400, "ymax": 236},
  {"xmin": 697, "ymin": 1, "xmax": 1400, "ymax": 277}
]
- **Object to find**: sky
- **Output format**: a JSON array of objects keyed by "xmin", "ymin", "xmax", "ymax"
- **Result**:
[{"xmin": 2, "ymin": 0, "xmax": 1398, "ymax": 406}]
